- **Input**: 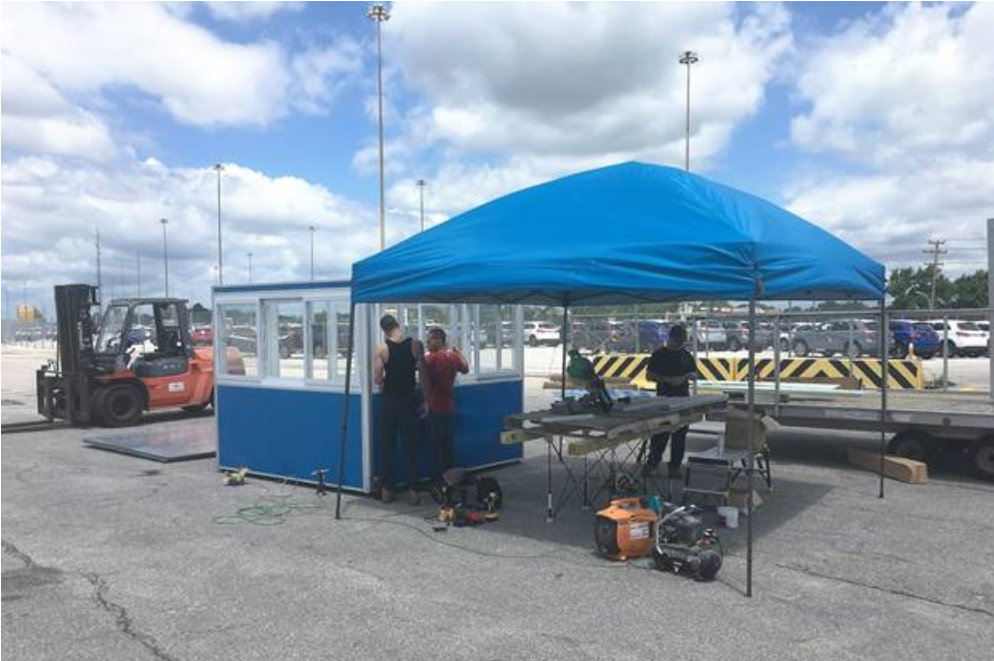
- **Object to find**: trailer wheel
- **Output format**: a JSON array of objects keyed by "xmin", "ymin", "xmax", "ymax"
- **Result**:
[
  {"xmin": 96, "ymin": 384, "xmax": 144, "ymax": 427},
  {"xmin": 887, "ymin": 430, "xmax": 937, "ymax": 464},
  {"xmin": 969, "ymin": 437, "xmax": 994, "ymax": 481}
]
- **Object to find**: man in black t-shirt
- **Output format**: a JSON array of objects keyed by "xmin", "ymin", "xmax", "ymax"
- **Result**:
[{"xmin": 644, "ymin": 324, "xmax": 697, "ymax": 478}]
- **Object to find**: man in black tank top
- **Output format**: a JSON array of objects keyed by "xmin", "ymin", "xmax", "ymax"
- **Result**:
[{"xmin": 374, "ymin": 314, "xmax": 430, "ymax": 504}]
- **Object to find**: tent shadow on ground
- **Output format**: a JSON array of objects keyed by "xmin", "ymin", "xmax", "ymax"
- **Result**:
[{"xmin": 341, "ymin": 432, "xmax": 835, "ymax": 563}]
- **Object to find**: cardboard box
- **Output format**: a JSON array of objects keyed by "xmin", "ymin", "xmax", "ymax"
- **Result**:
[
  {"xmin": 724, "ymin": 409, "xmax": 780, "ymax": 449},
  {"xmin": 727, "ymin": 488, "xmax": 764, "ymax": 512}
]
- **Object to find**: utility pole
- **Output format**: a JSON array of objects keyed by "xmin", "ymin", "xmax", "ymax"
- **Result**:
[
  {"xmin": 679, "ymin": 50, "xmax": 699, "ymax": 172},
  {"xmin": 160, "ymin": 218, "xmax": 170, "ymax": 297},
  {"xmin": 367, "ymin": 3, "xmax": 390, "ymax": 250},
  {"xmin": 416, "ymin": 179, "xmax": 426, "ymax": 232},
  {"xmin": 213, "ymin": 163, "xmax": 224, "ymax": 285},
  {"xmin": 247, "ymin": 252, "xmax": 253, "ymax": 283},
  {"xmin": 924, "ymin": 238, "xmax": 947, "ymax": 309},
  {"xmin": 137, "ymin": 250, "xmax": 141, "ymax": 298}
]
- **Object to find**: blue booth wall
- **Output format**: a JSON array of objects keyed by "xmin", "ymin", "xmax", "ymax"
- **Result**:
[
  {"xmin": 370, "ymin": 379, "xmax": 523, "ymax": 486},
  {"xmin": 216, "ymin": 385, "xmax": 365, "ymax": 490}
]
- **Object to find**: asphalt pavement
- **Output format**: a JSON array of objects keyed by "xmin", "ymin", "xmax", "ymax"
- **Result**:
[{"xmin": 3, "ymin": 345, "xmax": 993, "ymax": 660}]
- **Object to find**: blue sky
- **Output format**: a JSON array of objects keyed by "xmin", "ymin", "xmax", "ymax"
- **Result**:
[{"xmin": 2, "ymin": 2, "xmax": 991, "ymax": 313}]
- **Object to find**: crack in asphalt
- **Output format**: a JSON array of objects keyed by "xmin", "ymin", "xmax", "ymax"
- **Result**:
[
  {"xmin": 84, "ymin": 572, "xmax": 182, "ymax": 661},
  {"xmin": 776, "ymin": 562, "xmax": 994, "ymax": 618},
  {"xmin": 2, "ymin": 539, "xmax": 36, "ymax": 567}
]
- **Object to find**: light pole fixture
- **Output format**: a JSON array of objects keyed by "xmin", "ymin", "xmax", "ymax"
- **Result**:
[
  {"xmin": 213, "ymin": 163, "xmax": 225, "ymax": 285},
  {"xmin": 308, "ymin": 225, "xmax": 317, "ymax": 282},
  {"xmin": 160, "ymin": 218, "xmax": 170, "ymax": 297},
  {"xmin": 247, "ymin": 252, "xmax": 253, "ymax": 283},
  {"xmin": 416, "ymin": 179, "xmax": 426, "ymax": 232},
  {"xmin": 679, "ymin": 50, "xmax": 699, "ymax": 172},
  {"xmin": 367, "ymin": 3, "xmax": 390, "ymax": 250}
]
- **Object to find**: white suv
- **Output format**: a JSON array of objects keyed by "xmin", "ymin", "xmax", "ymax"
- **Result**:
[
  {"xmin": 929, "ymin": 320, "xmax": 988, "ymax": 357},
  {"xmin": 522, "ymin": 322, "xmax": 561, "ymax": 347}
]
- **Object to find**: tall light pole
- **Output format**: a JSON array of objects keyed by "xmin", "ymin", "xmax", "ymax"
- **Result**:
[
  {"xmin": 213, "ymin": 163, "xmax": 225, "ymax": 285},
  {"xmin": 416, "ymin": 179, "xmax": 426, "ymax": 232},
  {"xmin": 94, "ymin": 228, "xmax": 102, "ymax": 312},
  {"xmin": 160, "ymin": 218, "xmax": 169, "ymax": 297},
  {"xmin": 679, "ymin": 50, "xmax": 699, "ymax": 172},
  {"xmin": 247, "ymin": 252, "xmax": 253, "ymax": 283},
  {"xmin": 367, "ymin": 3, "xmax": 390, "ymax": 250},
  {"xmin": 136, "ymin": 250, "xmax": 141, "ymax": 298},
  {"xmin": 308, "ymin": 225, "xmax": 317, "ymax": 282}
]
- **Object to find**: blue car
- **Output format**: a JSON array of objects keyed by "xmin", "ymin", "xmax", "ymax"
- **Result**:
[{"xmin": 889, "ymin": 320, "xmax": 941, "ymax": 359}]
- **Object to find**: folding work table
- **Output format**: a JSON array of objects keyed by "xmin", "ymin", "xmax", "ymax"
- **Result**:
[{"xmin": 501, "ymin": 394, "xmax": 728, "ymax": 520}]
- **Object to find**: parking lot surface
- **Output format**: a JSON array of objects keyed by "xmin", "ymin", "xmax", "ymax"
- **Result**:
[{"xmin": 3, "ymin": 346, "xmax": 993, "ymax": 660}]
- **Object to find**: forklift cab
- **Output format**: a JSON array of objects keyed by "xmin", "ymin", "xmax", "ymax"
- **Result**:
[{"xmin": 94, "ymin": 299, "xmax": 193, "ymax": 377}]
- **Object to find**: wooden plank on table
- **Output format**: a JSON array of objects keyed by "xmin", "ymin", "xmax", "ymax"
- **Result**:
[
  {"xmin": 500, "ymin": 428, "xmax": 549, "ymax": 445},
  {"xmin": 846, "ymin": 448, "xmax": 928, "ymax": 484}
]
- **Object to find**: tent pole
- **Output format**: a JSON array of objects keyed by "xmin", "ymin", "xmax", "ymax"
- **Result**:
[
  {"xmin": 559, "ymin": 304, "xmax": 569, "ymax": 461},
  {"xmin": 879, "ymin": 300, "xmax": 888, "ymax": 499},
  {"xmin": 746, "ymin": 299, "xmax": 756, "ymax": 598},
  {"xmin": 335, "ymin": 301, "xmax": 358, "ymax": 520}
]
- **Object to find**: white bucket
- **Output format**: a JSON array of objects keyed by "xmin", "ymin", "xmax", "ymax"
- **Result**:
[{"xmin": 718, "ymin": 506, "xmax": 739, "ymax": 529}]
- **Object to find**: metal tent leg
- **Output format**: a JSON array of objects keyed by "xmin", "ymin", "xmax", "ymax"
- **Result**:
[
  {"xmin": 879, "ymin": 301, "xmax": 888, "ymax": 499},
  {"xmin": 746, "ymin": 299, "xmax": 756, "ymax": 597},
  {"xmin": 335, "ymin": 301, "xmax": 358, "ymax": 520}
]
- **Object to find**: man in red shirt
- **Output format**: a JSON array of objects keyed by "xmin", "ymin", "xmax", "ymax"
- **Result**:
[{"xmin": 424, "ymin": 327, "xmax": 469, "ymax": 482}]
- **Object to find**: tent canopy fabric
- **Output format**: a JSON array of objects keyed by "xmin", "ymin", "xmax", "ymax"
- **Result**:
[{"xmin": 351, "ymin": 161, "xmax": 884, "ymax": 305}]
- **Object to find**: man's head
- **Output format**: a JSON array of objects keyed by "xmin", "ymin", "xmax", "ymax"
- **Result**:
[
  {"xmin": 427, "ymin": 327, "xmax": 446, "ymax": 352},
  {"xmin": 667, "ymin": 324, "xmax": 688, "ymax": 349},
  {"xmin": 379, "ymin": 314, "xmax": 400, "ymax": 336}
]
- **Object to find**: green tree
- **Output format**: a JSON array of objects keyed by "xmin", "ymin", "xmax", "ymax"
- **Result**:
[
  {"xmin": 951, "ymin": 270, "xmax": 989, "ymax": 308},
  {"xmin": 887, "ymin": 266, "xmax": 954, "ymax": 310}
]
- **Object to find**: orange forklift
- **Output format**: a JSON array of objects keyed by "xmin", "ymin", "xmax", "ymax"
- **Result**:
[{"xmin": 36, "ymin": 284, "xmax": 221, "ymax": 427}]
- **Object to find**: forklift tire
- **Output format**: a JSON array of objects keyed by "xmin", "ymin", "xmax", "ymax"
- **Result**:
[
  {"xmin": 95, "ymin": 384, "xmax": 144, "ymax": 427},
  {"xmin": 969, "ymin": 437, "xmax": 994, "ymax": 482},
  {"xmin": 887, "ymin": 430, "xmax": 937, "ymax": 464}
]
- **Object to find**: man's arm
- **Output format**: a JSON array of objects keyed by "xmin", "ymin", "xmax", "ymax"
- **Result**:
[
  {"xmin": 452, "ymin": 346, "xmax": 469, "ymax": 374},
  {"xmin": 373, "ymin": 345, "xmax": 386, "ymax": 386},
  {"xmin": 414, "ymin": 339, "xmax": 431, "ymax": 406}
]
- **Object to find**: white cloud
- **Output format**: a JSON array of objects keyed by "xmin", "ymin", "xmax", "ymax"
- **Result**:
[
  {"xmin": 0, "ymin": 55, "xmax": 116, "ymax": 162},
  {"xmin": 387, "ymin": 2, "xmax": 791, "ymax": 163},
  {"xmin": 786, "ymin": 3, "xmax": 994, "ymax": 276},
  {"xmin": 372, "ymin": 2, "xmax": 791, "ymax": 219},
  {"xmin": 1, "ymin": 155, "xmax": 386, "ymax": 308},
  {"xmin": 205, "ymin": 1, "xmax": 305, "ymax": 23},
  {"xmin": 1, "ymin": 2, "xmax": 294, "ymax": 128},
  {"xmin": 290, "ymin": 38, "xmax": 364, "ymax": 115},
  {"xmin": 791, "ymin": 2, "xmax": 994, "ymax": 166}
]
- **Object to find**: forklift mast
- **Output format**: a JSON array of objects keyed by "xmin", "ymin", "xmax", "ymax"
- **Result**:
[{"xmin": 37, "ymin": 284, "xmax": 100, "ymax": 424}]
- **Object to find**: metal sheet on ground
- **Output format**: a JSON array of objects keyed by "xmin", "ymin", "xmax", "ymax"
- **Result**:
[{"xmin": 83, "ymin": 423, "xmax": 216, "ymax": 462}]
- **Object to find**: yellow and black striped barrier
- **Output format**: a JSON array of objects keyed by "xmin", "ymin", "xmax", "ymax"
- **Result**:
[{"xmin": 590, "ymin": 353, "xmax": 923, "ymax": 390}]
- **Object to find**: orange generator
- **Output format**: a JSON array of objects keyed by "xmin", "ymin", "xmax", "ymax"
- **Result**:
[{"xmin": 594, "ymin": 497, "xmax": 659, "ymax": 561}]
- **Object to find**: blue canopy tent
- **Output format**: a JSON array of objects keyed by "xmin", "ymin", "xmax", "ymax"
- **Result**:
[{"xmin": 337, "ymin": 161, "xmax": 888, "ymax": 596}]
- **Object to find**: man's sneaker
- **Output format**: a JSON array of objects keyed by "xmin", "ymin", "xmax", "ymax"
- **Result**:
[
  {"xmin": 381, "ymin": 488, "xmax": 396, "ymax": 503},
  {"xmin": 409, "ymin": 490, "xmax": 422, "ymax": 506}
]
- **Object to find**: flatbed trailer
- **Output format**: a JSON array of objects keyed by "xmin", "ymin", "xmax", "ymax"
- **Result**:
[{"xmin": 713, "ymin": 390, "xmax": 994, "ymax": 480}]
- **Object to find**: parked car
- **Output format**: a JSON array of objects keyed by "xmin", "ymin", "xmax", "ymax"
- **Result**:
[
  {"xmin": 722, "ymin": 321, "xmax": 774, "ymax": 352},
  {"xmin": 522, "ymin": 321, "xmax": 561, "ymax": 347},
  {"xmin": 790, "ymin": 320, "xmax": 882, "ymax": 358},
  {"xmin": 692, "ymin": 320, "xmax": 727, "ymax": 350},
  {"xmin": 889, "ymin": 320, "xmax": 941, "ymax": 359},
  {"xmin": 928, "ymin": 320, "xmax": 987, "ymax": 357}
]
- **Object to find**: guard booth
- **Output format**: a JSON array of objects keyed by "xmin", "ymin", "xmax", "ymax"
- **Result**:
[{"xmin": 212, "ymin": 281, "xmax": 525, "ymax": 491}]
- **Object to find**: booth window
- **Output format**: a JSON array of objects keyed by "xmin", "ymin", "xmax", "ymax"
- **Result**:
[
  {"xmin": 478, "ymin": 304, "xmax": 519, "ymax": 376},
  {"xmin": 263, "ymin": 300, "xmax": 304, "ymax": 380},
  {"xmin": 306, "ymin": 301, "xmax": 357, "ymax": 385},
  {"xmin": 217, "ymin": 303, "xmax": 258, "ymax": 377}
]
